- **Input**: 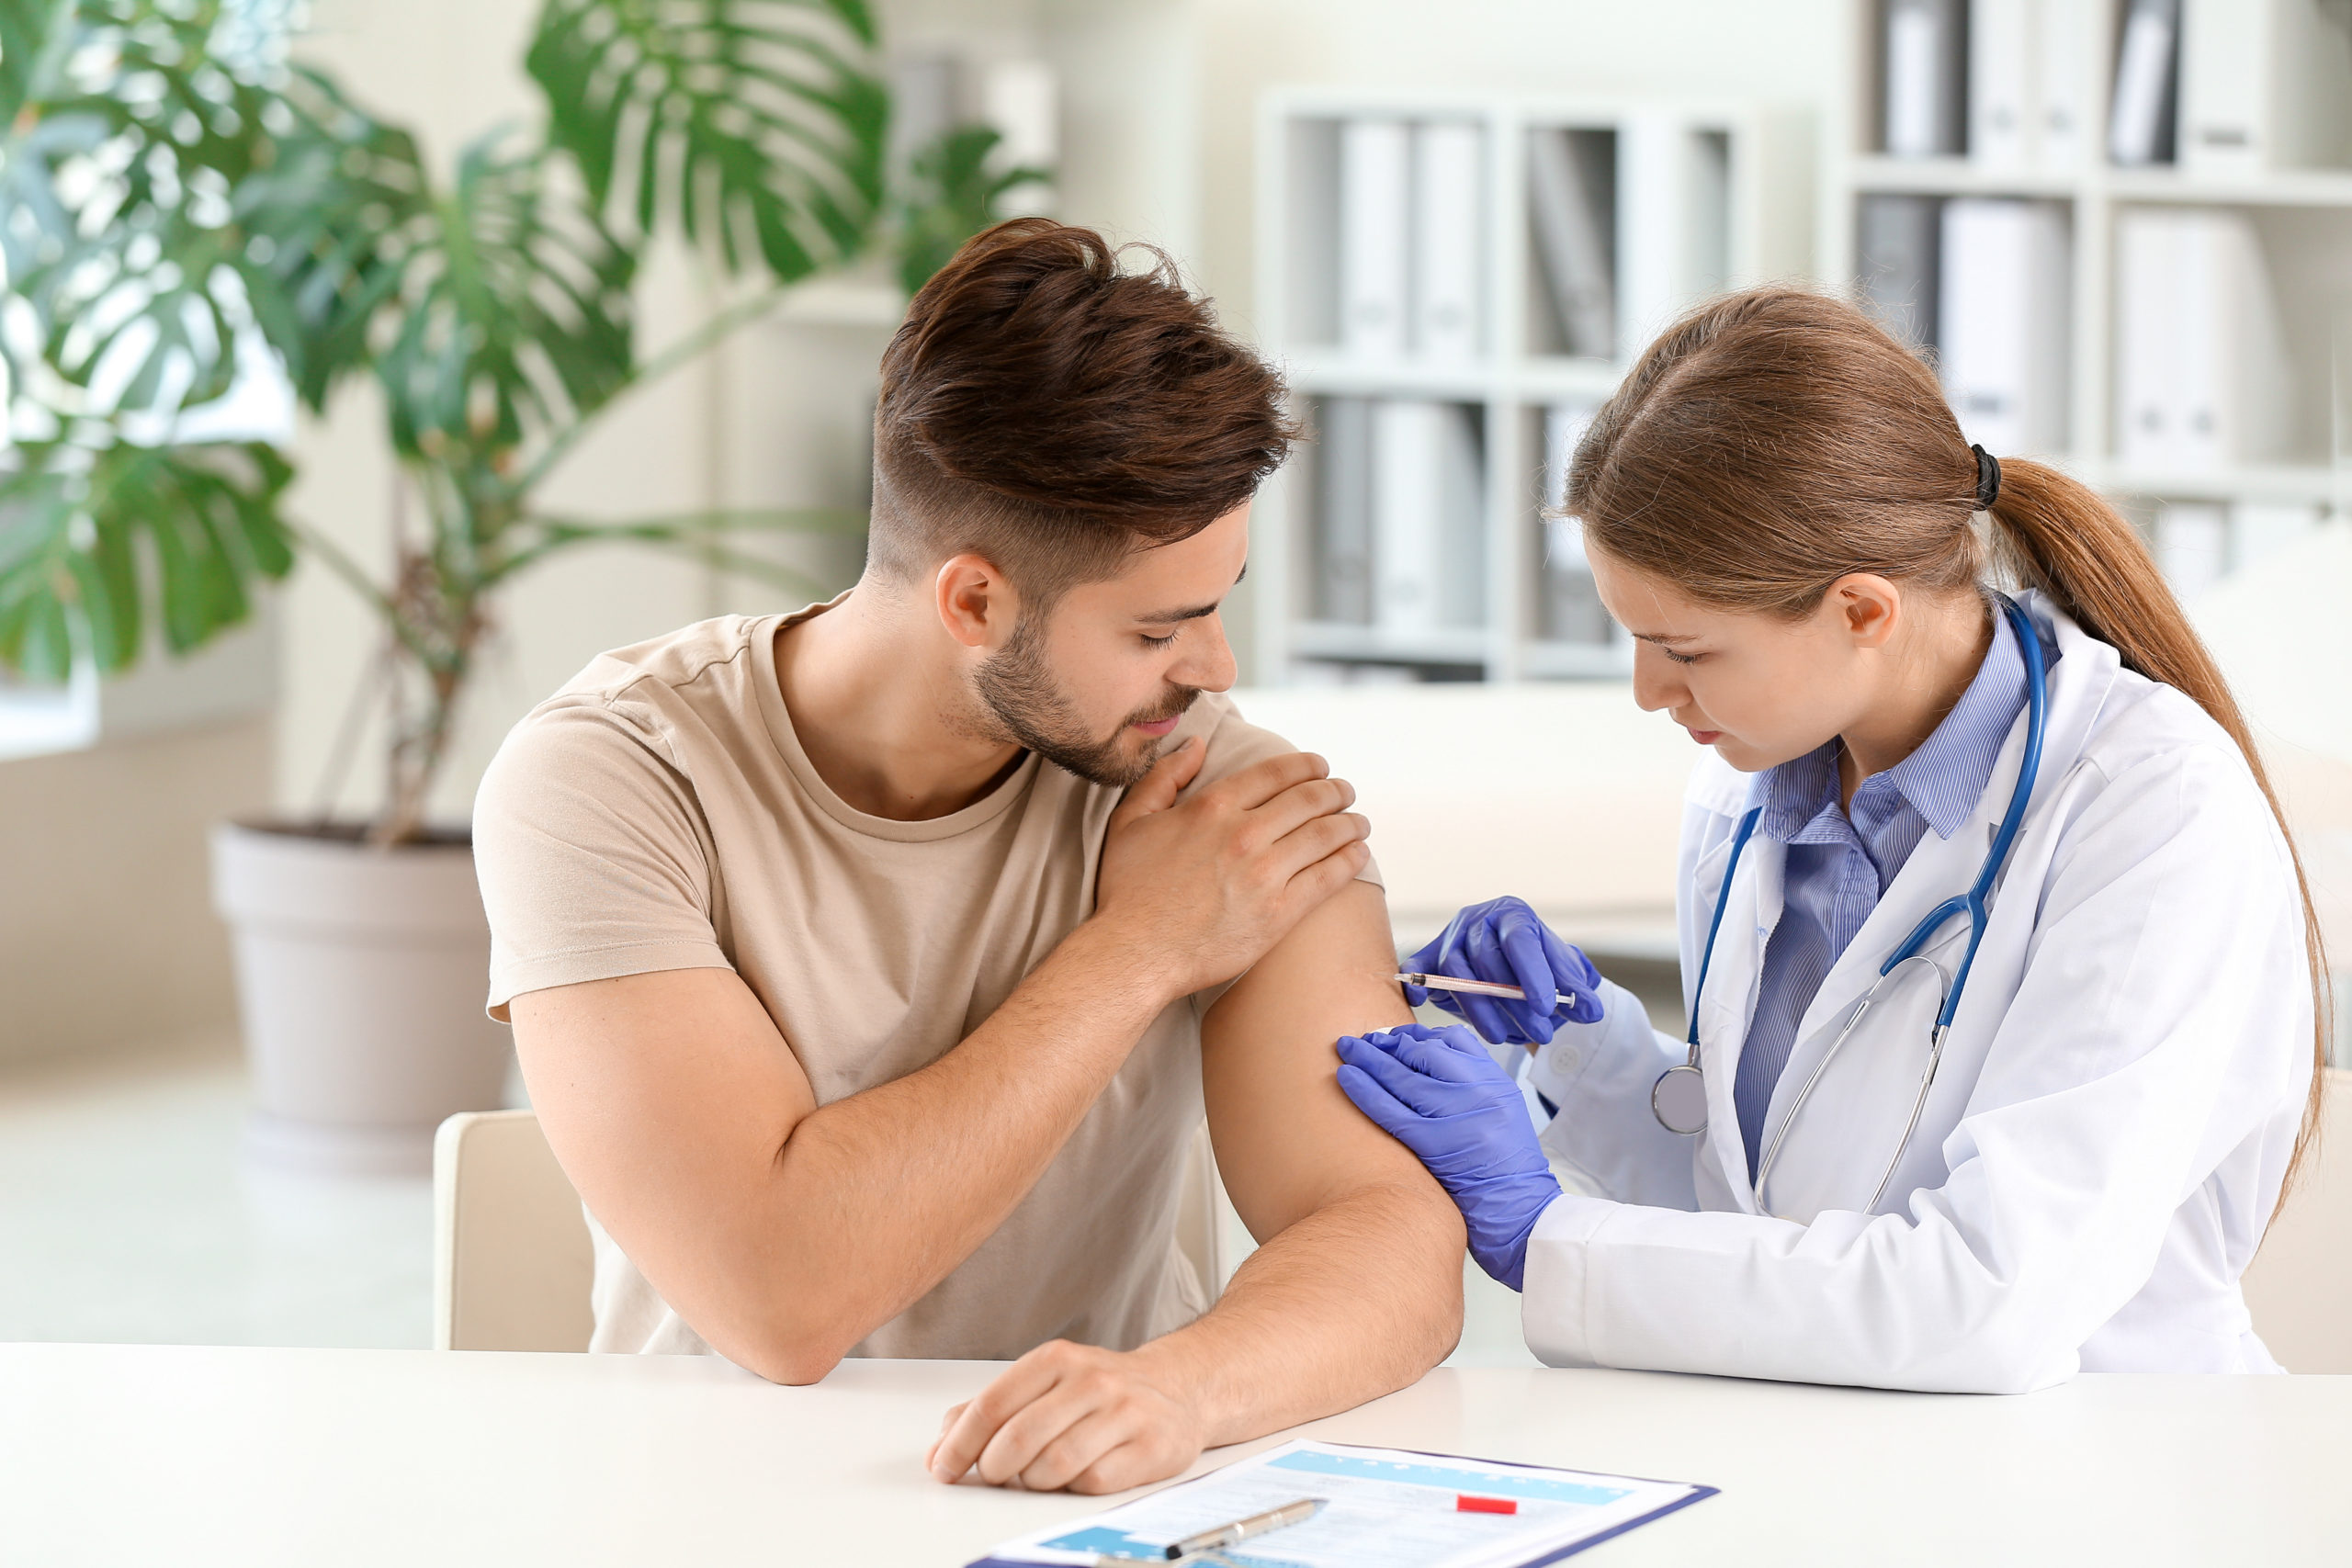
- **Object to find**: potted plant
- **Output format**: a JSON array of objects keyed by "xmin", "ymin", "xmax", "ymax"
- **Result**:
[{"xmin": 0, "ymin": 0, "xmax": 1044, "ymax": 1171}]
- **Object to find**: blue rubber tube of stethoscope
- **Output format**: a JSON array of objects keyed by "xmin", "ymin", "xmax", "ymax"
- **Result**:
[{"xmin": 1648, "ymin": 598, "xmax": 2050, "ymax": 1166}]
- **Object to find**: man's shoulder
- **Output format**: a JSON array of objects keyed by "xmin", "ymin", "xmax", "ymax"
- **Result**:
[
  {"xmin": 540, "ymin": 615, "xmax": 780, "ymax": 715},
  {"xmin": 1177, "ymin": 690, "xmax": 1302, "ymax": 787},
  {"xmin": 480, "ymin": 614, "xmax": 792, "ymax": 812}
]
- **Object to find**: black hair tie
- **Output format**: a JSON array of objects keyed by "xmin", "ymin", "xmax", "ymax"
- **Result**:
[{"xmin": 1972, "ymin": 444, "xmax": 2001, "ymax": 511}]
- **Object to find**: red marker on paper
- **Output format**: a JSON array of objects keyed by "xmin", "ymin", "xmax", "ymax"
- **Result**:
[{"xmin": 1456, "ymin": 1495, "xmax": 1518, "ymax": 1516}]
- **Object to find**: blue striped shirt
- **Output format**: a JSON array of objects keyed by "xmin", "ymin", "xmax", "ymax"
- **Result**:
[{"xmin": 1732, "ymin": 606, "xmax": 2052, "ymax": 1179}]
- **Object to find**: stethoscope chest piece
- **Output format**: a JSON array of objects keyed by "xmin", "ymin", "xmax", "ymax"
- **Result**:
[{"xmin": 1651, "ymin": 1063, "xmax": 1709, "ymax": 1136}]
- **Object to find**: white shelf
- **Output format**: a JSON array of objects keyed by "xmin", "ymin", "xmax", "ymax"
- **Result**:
[
  {"xmin": 1514, "ymin": 357, "xmax": 1633, "ymax": 403},
  {"xmin": 2101, "ymin": 168, "xmax": 2352, "ymax": 209},
  {"xmin": 1849, "ymin": 153, "xmax": 2352, "ymax": 209},
  {"xmin": 1285, "ymin": 627, "xmax": 1640, "ymax": 679},
  {"xmin": 1290, "ymin": 622, "xmax": 1489, "ymax": 666},
  {"xmin": 1283, "ymin": 351, "xmax": 1625, "ymax": 406},
  {"xmin": 1255, "ymin": 88, "xmax": 1814, "ymax": 685},
  {"xmin": 2076, "ymin": 460, "xmax": 2352, "ymax": 506},
  {"xmin": 1849, "ymin": 154, "xmax": 2086, "ymax": 198},
  {"xmin": 1521, "ymin": 638, "xmax": 1634, "ymax": 679},
  {"xmin": 1281, "ymin": 353, "xmax": 1498, "ymax": 402}
]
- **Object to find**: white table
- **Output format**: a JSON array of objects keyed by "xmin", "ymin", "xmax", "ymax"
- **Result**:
[{"xmin": 5, "ymin": 1345, "xmax": 2346, "ymax": 1565}]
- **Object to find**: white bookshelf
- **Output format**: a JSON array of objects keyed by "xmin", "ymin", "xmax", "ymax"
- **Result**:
[
  {"xmin": 1251, "ymin": 88, "xmax": 1814, "ymax": 685},
  {"xmin": 1823, "ymin": 0, "xmax": 2352, "ymax": 576}
]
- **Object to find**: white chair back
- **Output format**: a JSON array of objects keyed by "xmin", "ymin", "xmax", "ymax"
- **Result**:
[{"xmin": 432, "ymin": 1110, "xmax": 594, "ymax": 1352}]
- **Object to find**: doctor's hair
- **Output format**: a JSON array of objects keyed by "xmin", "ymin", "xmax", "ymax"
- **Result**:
[
  {"xmin": 865, "ymin": 218, "xmax": 1296, "ymax": 607},
  {"xmin": 1561, "ymin": 284, "xmax": 2329, "ymax": 1209}
]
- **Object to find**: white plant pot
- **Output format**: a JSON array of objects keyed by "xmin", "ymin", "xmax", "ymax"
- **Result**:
[{"xmin": 210, "ymin": 822, "xmax": 513, "ymax": 1176}]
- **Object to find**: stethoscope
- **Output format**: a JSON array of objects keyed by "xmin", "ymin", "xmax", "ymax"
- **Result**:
[{"xmin": 1650, "ymin": 596, "xmax": 2050, "ymax": 1215}]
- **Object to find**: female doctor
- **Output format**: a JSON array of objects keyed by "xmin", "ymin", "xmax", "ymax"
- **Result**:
[{"xmin": 1336, "ymin": 288, "xmax": 2324, "ymax": 1391}]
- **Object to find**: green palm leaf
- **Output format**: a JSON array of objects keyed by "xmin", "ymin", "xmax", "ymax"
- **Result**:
[
  {"xmin": 0, "ymin": 439, "xmax": 293, "ymax": 680},
  {"xmin": 1, "ymin": 5, "xmax": 428, "ymax": 425},
  {"xmin": 526, "ymin": 0, "xmax": 887, "ymax": 284},
  {"xmin": 892, "ymin": 125, "xmax": 1050, "ymax": 295},
  {"xmin": 0, "ymin": 0, "xmax": 298, "ymax": 415},
  {"xmin": 0, "ymin": 0, "xmax": 74, "ymax": 126},
  {"xmin": 371, "ymin": 130, "xmax": 635, "ymax": 462},
  {"xmin": 232, "ymin": 67, "xmax": 436, "ymax": 413}
]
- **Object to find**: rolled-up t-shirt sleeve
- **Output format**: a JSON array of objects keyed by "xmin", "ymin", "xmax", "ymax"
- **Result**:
[{"xmin": 473, "ymin": 700, "xmax": 730, "ymax": 1019}]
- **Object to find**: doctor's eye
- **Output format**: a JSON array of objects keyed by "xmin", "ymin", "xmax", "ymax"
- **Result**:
[{"xmin": 1139, "ymin": 628, "xmax": 1180, "ymax": 649}]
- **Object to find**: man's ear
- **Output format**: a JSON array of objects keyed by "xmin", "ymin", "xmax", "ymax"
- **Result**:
[
  {"xmin": 1830, "ymin": 572, "xmax": 1903, "ymax": 651},
  {"xmin": 934, "ymin": 553, "xmax": 1022, "ymax": 651}
]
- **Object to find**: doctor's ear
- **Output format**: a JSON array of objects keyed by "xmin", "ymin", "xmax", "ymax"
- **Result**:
[{"xmin": 1826, "ymin": 573, "xmax": 1903, "ymax": 651}]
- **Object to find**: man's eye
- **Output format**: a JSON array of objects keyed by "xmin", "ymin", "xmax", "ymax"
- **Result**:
[{"xmin": 1140, "ymin": 629, "xmax": 1179, "ymax": 649}]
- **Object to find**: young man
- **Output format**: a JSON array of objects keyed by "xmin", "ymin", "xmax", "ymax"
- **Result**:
[{"xmin": 473, "ymin": 220, "xmax": 1464, "ymax": 1495}]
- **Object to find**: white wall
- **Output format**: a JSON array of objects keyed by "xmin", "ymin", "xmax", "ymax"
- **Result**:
[
  {"xmin": 0, "ymin": 719, "xmax": 270, "ymax": 1063},
  {"xmin": 2193, "ymin": 528, "xmax": 2352, "ymax": 979},
  {"xmin": 1232, "ymin": 682, "xmax": 1697, "ymax": 948}
]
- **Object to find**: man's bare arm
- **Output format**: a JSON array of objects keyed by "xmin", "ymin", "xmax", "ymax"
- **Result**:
[
  {"xmin": 926, "ymin": 880, "xmax": 1464, "ymax": 1492},
  {"xmin": 511, "ymin": 741, "xmax": 1369, "ymax": 1385}
]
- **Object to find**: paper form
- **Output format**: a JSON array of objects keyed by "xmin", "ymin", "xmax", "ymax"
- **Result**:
[{"xmin": 976, "ymin": 1440, "xmax": 1713, "ymax": 1568}]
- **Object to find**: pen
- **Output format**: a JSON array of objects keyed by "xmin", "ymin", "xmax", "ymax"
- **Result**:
[
  {"xmin": 1162, "ymin": 1497, "xmax": 1326, "ymax": 1560},
  {"xmin": 1395, "ymin": 971, "xmax": 1545, "ymax": 1002}
]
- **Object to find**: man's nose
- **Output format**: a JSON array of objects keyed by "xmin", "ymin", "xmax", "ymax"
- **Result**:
[{"xmin": 1178, "ymin": 617, "xmax": 1238, "ymax": 694}]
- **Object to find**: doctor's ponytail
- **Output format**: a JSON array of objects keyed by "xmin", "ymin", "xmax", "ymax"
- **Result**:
[{"xmin": 1566, "ymin": 286, "xmax": 2328, "ymax": 1214}]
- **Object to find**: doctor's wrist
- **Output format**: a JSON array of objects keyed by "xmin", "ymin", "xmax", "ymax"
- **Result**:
[{"xmin": 1467, "ymin": 1181, "xmax": 1563, "ymax": 1293}]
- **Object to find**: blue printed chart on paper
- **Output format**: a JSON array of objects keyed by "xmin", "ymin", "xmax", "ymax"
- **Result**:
[{"xmin": 976, "ymin": 1440, "xmax": 1713, "ymax": 1568}]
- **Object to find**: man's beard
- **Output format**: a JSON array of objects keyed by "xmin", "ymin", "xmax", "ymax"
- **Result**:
[{"xmin": 971, "ymin": 617, "xmax": 1200, "ymax": 787}]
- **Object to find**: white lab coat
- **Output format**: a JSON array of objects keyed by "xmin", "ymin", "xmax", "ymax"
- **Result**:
[{"xmin": 1520, "ymin": 593, "xmax": 2312, "ymax": 1392}]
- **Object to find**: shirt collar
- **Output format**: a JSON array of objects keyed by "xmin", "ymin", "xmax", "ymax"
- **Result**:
[
  {"xmin": 1755, "ymin": 602, "xmax": 2039, "ymax": 843},
  {"xmin": 1755, "ymin": 742, "xmax": 1839, "ymax": 842}
]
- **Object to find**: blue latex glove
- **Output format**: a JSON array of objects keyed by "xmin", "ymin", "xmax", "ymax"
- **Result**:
[
  {"xmin": 1335, "ymin": 1023, "xmax": 1561, "ymax": 1291},
  {"xmin": 1403, "ymin": 897, "xmax": 1604, "ymax": 1046}
]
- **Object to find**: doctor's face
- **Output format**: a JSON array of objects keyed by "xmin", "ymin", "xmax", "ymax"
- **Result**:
[{"xmin": 1588, "ymin": 550, "xmax": 1886, "ymax": 773}]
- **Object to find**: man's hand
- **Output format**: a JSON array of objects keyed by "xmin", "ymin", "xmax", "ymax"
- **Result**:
[
  {"xmin": 1093, "ymin": 739, "xmax": 1371, "ymax": 999},
  {"xmin": 926, "ymin": 1340, "xmax": 1203, "ymax": 1494}
]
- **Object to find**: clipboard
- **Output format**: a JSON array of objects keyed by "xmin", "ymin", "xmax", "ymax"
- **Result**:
[{"xmin": 968, "ymin": 1438, "xmax": 1716, "ymax": 1568}]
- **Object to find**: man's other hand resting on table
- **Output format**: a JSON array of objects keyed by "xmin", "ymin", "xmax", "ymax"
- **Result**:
[{"xmin": 474, "ymin": 220, "xmax": 1464, "ymax": 1495}]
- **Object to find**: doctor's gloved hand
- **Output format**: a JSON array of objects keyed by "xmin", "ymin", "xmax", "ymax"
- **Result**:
[
  {"xmin": 1336, "ymin": 1023, "xmax": 1561, "ymax": 1292},
  {"xmin": 1404, "ymin": 897, "xmax": 1603, "ymax": 1047}
]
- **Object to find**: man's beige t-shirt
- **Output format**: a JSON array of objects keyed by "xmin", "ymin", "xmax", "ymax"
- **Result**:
[{"xmin": 473, "ymin": 601, "xmax": 1373, "ymax": 1362}]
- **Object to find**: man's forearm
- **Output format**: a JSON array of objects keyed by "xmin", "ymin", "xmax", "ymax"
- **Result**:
[
  {"xmin": 1130, "ymin": 1179, "xmax": 1464, "ymax": 1445},
  {"xmin": 745, "ymin": 919, "xmax": 1180, "ymax": 1375}
]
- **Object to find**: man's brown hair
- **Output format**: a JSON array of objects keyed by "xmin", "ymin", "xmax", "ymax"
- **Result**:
[{"xmin": 867, "ymin": 218, "xmax": 1295, "ymax": 604}]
